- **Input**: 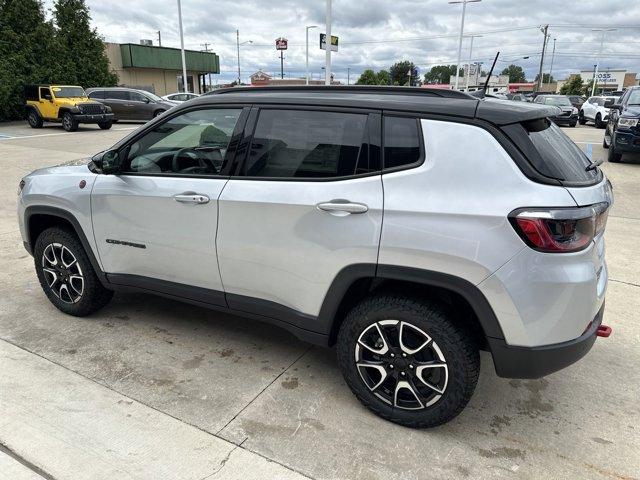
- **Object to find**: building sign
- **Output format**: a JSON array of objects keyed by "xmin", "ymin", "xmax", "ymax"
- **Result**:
[
  {"xmin": 275, "ymin": 37, "xmax": 288, "ymax": 50},
  {"xmin": 320, "ymin": 33, "xmax": 339, "ymax": 52},
  {"xmin": 579, "ymin": 70, "xmax": 626, "ymax": 87}
]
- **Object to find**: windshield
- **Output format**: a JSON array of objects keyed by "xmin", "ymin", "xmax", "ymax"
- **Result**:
[
  {"xmin": 628, "ymin": 90, "xmax": 640, "ymax": 105},
  {"xmin": 542, "ymin": 97, "xmax": 572, "ymax": 107},
  {"xmin": 52, "ymin": 86, "xmax": 86, "ymax": 98}
]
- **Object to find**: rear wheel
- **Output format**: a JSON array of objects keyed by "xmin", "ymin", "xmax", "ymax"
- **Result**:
[
  {"xmin": 153, "ymin": 109, "xmax": 165, "ymax": 118},
  {"xmin": 336, "ymin": 294, "xmax": 479, "ymax": 428},
  {"xmin": 595, "ymin": 113, "xmax": 604, "ymax": 129},
  {"xmin": 34, "ymin": 227, "xmax": 113, "ymax": 316},
  {"xmin": 62, "ymin": 112, "xmax": 78, "ymax": 132},
  {"xmin": 27, "ymin": 109, "xmax": 43, "ymax": 128}
]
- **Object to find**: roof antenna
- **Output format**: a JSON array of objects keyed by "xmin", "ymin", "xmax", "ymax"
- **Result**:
[{"xmin": 471, "ymin": 51, "xmax": 499, "ymax": 98}]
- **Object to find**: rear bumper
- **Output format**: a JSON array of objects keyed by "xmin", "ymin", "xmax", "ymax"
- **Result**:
[
  {"xmin": 74, "ymin": 113, "xmax": 114, "ymax": 124},
  {"xmin": 489, "ymin": 302, "xmax": 605, "ymax": 378}
]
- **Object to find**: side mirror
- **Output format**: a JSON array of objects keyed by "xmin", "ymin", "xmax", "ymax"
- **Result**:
[
  {"xmin": 611, "ymin": 103, "xmax": 623, "ymax": 111},
  {"xmin": 143, "ymin": 97, "xmax": 151, "ymax": 103},
  {"xmin": 604, "ymin": 99, "xmax": 615, "ymax": 108},
  {"xmin": 91, "ymin": 149, "xmax": 120, "ymax": 174}
]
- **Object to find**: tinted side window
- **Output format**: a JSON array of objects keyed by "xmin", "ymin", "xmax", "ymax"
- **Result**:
[
  {"xmin": 107, "ymin": 91, "xmax": 129, "ymax": 100},
  {"xmin": 88, "ymin": 90, "xmax": 105, "ymax": 100},
  {"xmin": 244, "ymin": 110, "xmax": 369, "ymax": 178},
  {"xmin": 383, "ymin": 116, "xmax": 422, "ymax": 170}
]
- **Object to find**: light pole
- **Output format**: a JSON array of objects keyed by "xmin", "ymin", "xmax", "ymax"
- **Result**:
[
  {"xmin": 325, "ymin": 0, "xmax": 332, "ymax": 85},
  {"xmin": 449, "ymin": 0, "xmax": 481, "ymax": 91},
  {"xmin": 177, "ymin": 0, "xmax": 188, "ymax": 93},
  {"xmin": 591, "ymin": 28, "xmax": 616, "ymax": 97},
  {"xmin": 236, "ymin": 30, "xmax": 252, "ymax": 86},
  {"xmin": 464, "ymin": 34, "xmax": 482, "ymax": 91},
  {"xmin": 347, "ymin": 67, "xmax": 351, "ymax": 85},
  {"xmin": 306, "ymin": 25, "xmax": 317, "ymax": 85}
]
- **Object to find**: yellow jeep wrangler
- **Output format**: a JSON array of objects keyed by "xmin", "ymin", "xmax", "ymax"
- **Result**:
[{"xmin": 25, "ymin": 84, "xmax": 114, "ymax": 132}]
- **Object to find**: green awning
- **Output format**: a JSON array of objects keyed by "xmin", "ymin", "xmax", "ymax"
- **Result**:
[{"xmin": 120, "ymin": 43, "xmax": 219, "ymax": 73}]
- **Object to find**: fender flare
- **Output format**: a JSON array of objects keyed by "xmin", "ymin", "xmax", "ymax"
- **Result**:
[
  {"xmin": 24, "ymin": 205, "xmax": 107, "ymax": 286},
  {"xmin": 25, "ymin": 104, "xmax": 42, "ymax": 118}
]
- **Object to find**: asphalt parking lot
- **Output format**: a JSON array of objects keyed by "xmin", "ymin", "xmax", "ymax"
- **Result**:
[{"xmin": 0, "ymin": 121, "xmax": 639, "ymax": 480}]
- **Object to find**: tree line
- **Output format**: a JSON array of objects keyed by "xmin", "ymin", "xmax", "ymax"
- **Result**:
[{"xmin": 0, "ymin": 0, "xmax": 117, "ymax": 121}]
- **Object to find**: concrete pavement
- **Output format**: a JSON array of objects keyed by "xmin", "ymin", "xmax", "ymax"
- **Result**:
[{"xmin": 0, "ymin": 120, "xmax": 638, "ymax": 479}]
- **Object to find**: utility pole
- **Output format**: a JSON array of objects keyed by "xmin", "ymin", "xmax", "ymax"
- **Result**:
[
  {"xmin": 449, "ymin": 0, "xmax": 481, "ymax": 91},
  {"xmin": 177, "ymin": 0, "xmax": 188, "ymax": 93},
  {"xmin": 347, "ymin": 67, "xmax": 351, "ymax": 85},
  {"xmin": 157, "ymin": 30, "xmax": 162, "ymax": 47},
  {"xmin": 591, "ymin": 28, "xmax": 616, "ymax": 97},
  {"xmin": 548, "ymin": 37, "xmax": 556, "ymax": 85},
  {"xmin": 325, "ymin": 0, "xmax": 332, "ymax": 85},
  {"xmin": 535, "ymin": 25, "xmax": 549, "ymax": 92},
  {"xmin": 280, "ymin": 49, "xmax": 284, "ymax": 79}
]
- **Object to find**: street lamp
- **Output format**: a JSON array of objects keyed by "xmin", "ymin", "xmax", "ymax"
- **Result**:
[
  {"xmin": 236, "ymin": 30, "xmax": 253, "ymax": 86},
  {"xmin": 548, "ymin": 37, "xmax": 557, "ymax": 85},
  {"xmin": 176, "ymin": 0, "xmax": 188, "ymax": 93},
  {"xmin": 325, "ymin": 0, "xmax": 332, "ymax": 85},
  {"xmin": 306, "ymin": 25, "xmax": 318, "ymax": 85},
  {"xmin": 591, "ymin": 28, "xmax": 616, "ymax": 96},
  {"xmin": 464, "ymin": 34, "xmax": 482, "ymax": 92},
  {"xmin": 449, "ymin": 0, "xmax": 481, "ymax": 91}
]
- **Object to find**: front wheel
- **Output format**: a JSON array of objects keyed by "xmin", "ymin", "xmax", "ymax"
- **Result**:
[
  {"xmin": 62, "ymin": 112, "xmax": 78, "ymax": 132},
  {"xmin": 336, "ymin": 294, "xmax": 479, "ymax": 428},
  {"xmin": 98, "ymin": 121, "xmax": 112, "ymax": 130},
  {"xmin": 595, "ymin": 113, "xmax": 604, "ymax": 129},
  {"xmin": 578, "ymin": 112, "xmax": 586, "ymax": 125},
  {"xmin": 608, "ymin": 144, "xmax": 622, "ymax": 163},
  {"xmin": 34, "ymin": 227, "xmax": 113, "ymax": 316}
]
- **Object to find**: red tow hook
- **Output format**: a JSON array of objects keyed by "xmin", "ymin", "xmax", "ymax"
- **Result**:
[{"xmin": 597, "ymin": 325, "xmax": 612, "ymax": 338}]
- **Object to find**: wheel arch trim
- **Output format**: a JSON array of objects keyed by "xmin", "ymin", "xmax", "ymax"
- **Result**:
[{"xmin": 24, "ymin": 206, "xmax": 107, "ymax": 286}]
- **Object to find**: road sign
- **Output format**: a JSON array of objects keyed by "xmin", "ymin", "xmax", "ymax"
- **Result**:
[
  {"xmin": 275, "ymin": 37, "xmax": 288, "ymax": 50},
  {"xmin": 320, "ymin": 33, "xmax": 338, "ymax": 52}
]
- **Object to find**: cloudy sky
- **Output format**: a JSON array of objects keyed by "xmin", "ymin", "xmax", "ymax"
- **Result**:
[{"xmin": 44, "ymin": 0, "xmax": 640, "ymax": 85}]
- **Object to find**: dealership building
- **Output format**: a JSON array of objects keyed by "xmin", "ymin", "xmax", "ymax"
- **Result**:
[{"xmin": 105, "ymin": 42, "xmax": 220, "ymax": 96}]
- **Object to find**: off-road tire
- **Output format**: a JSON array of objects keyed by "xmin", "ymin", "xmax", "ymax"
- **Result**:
[
  {"xmin": 62, "ymin": 112, "xmax": 78, "ymax": 132},
  {"xmin": 98, "ymin": 121, "xmax": 113, "ymax": 130},
  {"xmin": 27, "ymin": 109, "xmax": 43, "ymax": 128},
  {"xmin": 608, "ymin": 144, "xmax": 622, "ymax": 163},
  {"xmin": 336, "ymin": 294, "xmax": 480, "ymax": 428},
  {"xmin": 34, "ymin": 227, "xmax": 113, "ymax": 316}
]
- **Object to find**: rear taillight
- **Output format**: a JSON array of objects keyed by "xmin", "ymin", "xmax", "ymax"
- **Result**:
[{"xmin": 509, "ymin": 202, "xmax": 609, "ymax": 253}]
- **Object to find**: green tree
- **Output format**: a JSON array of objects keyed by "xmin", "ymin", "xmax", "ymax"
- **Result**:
[
  {"xmin": 559, "ymin": 75, "xmax": 584, "ymax": 95},
  {"xmin": 355, "ymin": 69, "xmax": 379, "ymax": 86},
  {"xmin": 0, "ymin": 0, "xmax": 59, "ymax": 121},
  {"xmin": 52, "ymin": 0, "xmax": 117, "ymax": 87},
  {"xmin": 390, "ymin": 60, "xmax": 416, "ymax": 86},
  {"xmin": 377, "ymin": 69, "xmax": 391, "ymax": 85},
  {"xmin": 423, "ymin": 65, "xmax": 459, "ymax": 84},
  {"xmin": 582, "ymin": 79, "xmax": 594, "ymax": 97},
  {"xmin": 500, "ymin": 64, "xmax": 526, "ymax": 83},
  {"xmin": 535, "ymin": 73, "xmax": 554, "ymax": 84}
]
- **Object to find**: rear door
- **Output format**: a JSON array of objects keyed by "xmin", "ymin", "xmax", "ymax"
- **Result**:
[
  {"xmin": 92, "ymin": 106, "xmax": 248, "ymax": 301},
  {"xmin": 104, "ymin": 90, "xmax": 129, "ymax": 119},
  {"xmin": 216, "ymin": 107, "xmax": 383, "ymax": 321}
]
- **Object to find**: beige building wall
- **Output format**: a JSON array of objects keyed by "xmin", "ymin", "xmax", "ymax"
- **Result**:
[{"xmin": 105, "ymin": 43, "xmax": 202, "ymax": 96}]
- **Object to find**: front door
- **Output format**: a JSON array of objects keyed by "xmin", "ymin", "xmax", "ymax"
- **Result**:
[
  {"xmin": 217, "ymin": 108, "xmax": 383, "ymax": 321},
  {"xmin": 92, "ymin": 106, "xmax": 247, "ymax": 302}
]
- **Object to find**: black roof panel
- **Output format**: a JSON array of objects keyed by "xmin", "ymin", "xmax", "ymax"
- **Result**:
[{"xmin": 191, "ymin": 86, "xmax": 558, "ymax": 125}]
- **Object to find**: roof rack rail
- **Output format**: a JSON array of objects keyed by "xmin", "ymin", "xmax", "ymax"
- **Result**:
[{"xmin": 206, "ymin": 85, "xmax": 475, "ymax": 100}]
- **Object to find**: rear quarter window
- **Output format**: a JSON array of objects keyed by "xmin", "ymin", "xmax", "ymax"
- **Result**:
[{"xmin": 503, "ymin": 118, "xmax": 600, "ymax": 185}]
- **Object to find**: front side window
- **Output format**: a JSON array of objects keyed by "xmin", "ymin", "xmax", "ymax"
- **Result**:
[
  {"xmin": 383, "ymin": 116, "xmax": 422, "ymax": 169},
  {"xmin": 123, "ymin": 108, "xmax": 242, "ymax": 175},
  {"xmin": 243, "ymin": 109, "xmax": 370, "ymax": 178},
  {"xmin": 129, "ymin": 92, "xmax": 149, "ymax": 103}
]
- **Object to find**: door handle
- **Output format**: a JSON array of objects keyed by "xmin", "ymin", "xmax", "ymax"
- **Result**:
[
  {"xmin": 317, "ymin": 199, "xmax": 368, "ymax": 214},
  {"xmin": 174, "ymin": 193, "xmax": 210, "ymax": 204}
]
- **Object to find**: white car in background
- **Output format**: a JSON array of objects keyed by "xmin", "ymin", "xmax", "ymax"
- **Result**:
[
  {"xmin": 162, "ymin": 92, "xmax": 200, "ymax": 103},
  {"xmin": 579, "ymin": 96, "xmax": 617, "ymax": 128}
]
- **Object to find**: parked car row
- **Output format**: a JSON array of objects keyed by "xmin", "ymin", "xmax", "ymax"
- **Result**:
[{"xmin": 25, "ymin": 84, "xmax": 201, "ymax": 131}]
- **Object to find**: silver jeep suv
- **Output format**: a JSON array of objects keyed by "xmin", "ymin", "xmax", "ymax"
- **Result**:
[{"xmin": 18, "ymin": 86, "xmax": 613, "ymax": 428}]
